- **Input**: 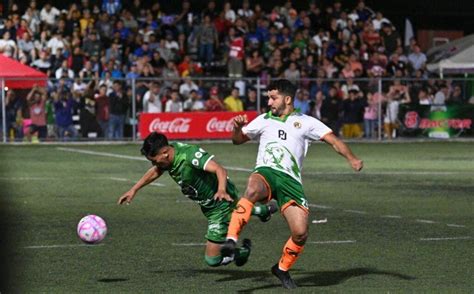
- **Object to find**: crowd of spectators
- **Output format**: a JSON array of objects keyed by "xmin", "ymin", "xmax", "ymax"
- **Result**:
[{"xmin": 0, "ymin": 0, "xmax": 471, "ymax": 141}]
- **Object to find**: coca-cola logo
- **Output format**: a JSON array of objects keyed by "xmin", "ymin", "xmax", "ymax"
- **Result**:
[
  {"xmin": 149, "ymin": 118, "xmax": 191, "ymax": 133},
  {"xmin": 206, "ymin": 117, "xmax": 234, "ymax": 133},
  {"xmin": 404, "ymin": 111, "xmax": 419, "ymax": 129}
]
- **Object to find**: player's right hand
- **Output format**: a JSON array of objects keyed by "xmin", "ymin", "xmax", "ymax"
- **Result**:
[
  {"xmin": 118, "ymin": 190, "xmax": 136, "ymax": 205},
  {"xmin": 233, "ymin": 115, "xmax": 248, "ymax": 129},
  {"xmin": 214, "ymin": 190, "xmax": 234, "ymax": 202}
]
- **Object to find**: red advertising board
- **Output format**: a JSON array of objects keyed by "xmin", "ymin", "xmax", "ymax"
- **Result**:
[{"xmin": 139, "ymin": 111, "xmax": 259, "ymax": 139}]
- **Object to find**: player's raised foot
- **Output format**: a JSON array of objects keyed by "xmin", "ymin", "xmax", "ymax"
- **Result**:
[
  {"xmin": 258, "ymin": 201, "xmax": 279, "ymax": 223},
  {"xmin": 271, "ymin": 264, "xmax": 297, "ymax": 289},
  {"xmin": 220, "ymin": 239, "xmax": 236, "ymax": 258},
  {"xmin": 234, "ymin": 238, "xmax": 252, "ymax": 267}
]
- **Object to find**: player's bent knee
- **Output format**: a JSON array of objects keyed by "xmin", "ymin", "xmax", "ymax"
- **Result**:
[
  {"xmin": 292, "ymin": 232, "xmax": 308, "ymax": 245},
  {"xmin": 204, "ymin": 255, "xmax": 223, "ymax": 267}
]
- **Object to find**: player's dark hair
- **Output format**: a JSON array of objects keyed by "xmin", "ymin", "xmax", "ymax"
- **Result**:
[
  {"xmin": 141, "ymin": 132, "xmax": 169, "ymax": 157},
  {"xmin": 267, "ymin": 79, "xmax": 298, "ymax": 101}
]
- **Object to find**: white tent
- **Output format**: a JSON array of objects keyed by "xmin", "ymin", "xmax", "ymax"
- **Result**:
[{"xmin": 426, "ymin": 34, "xmax": 474, "ymax": 77}]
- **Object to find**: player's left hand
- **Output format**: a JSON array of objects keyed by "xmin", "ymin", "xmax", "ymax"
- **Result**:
[
  {"xmin": 214, "ymin": 190, "xmax": 234, "ymax": 202},
  {"xmin": 350, "ymin": 158, "xmax": 364, "ymax": 171}
]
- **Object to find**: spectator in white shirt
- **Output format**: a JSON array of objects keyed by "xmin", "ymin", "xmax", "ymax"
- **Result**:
[
  {"xmin": 165, "ymin": 90, "xmax": 184, "ymax": 113},
  {"xmin": 55, "ymin": 60, "xmax": 74, "ymax": 79},
  {"xmin": 183, "ymin": 89, "xmax": 205, "ymax": 111},
  {"xmin": 47, "ymin": 31, "xmax": 65, "ymax": 55},
  {"xmin": 142, "ymin": 82, "xmax": 162, "ymax": 113},
  {"xmin": 40, "ymin": 3, "xmax": 60, "ymax": 27},
  {"xmin": 0, "ymin": 31, "xmax": 18, "ymax": 58},
  {"xmin": 179, "ymin": 77, "xmax": 199, "ymax": 99}
]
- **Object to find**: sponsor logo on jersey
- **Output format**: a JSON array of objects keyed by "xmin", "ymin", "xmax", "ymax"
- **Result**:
[
  {"xmin": 293, "ymin": 121, "xmax": 302, "ymax": 129},
  {"xmin": 149, "ymin": 118, "xmax": 191, "ymax": 133}
]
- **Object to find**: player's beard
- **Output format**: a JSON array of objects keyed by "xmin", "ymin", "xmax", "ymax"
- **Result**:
[{"xmin": 271, "ymin": 103, "xmax": 286, "ymax": 117}]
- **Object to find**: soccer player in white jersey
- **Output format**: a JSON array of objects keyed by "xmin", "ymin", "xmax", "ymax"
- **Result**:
[{"xmin": 221, "ymin": 79, "xmax": 363, "ymax": 289}]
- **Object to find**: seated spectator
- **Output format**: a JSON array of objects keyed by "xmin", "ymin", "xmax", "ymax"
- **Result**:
[
  {"xmin": 418, "ymin": 88, "xmax": 432, "ymax": 105},
  {"xmin": 245, "ymin": 49, "xmax": 264, "ymax": 77},
  {"xmin": 223, "ymin": 87, "xmax": 244, "ymax": 112},
  {"xmin": 206, "ymin": 87, "xmax": 225, "ymax": 111},
  {"xmin": 55, "ymin": 60, "xmax": 74, "ymax": 79},
  {"xmin": 179, "ymin": 77, "xmax": 199, "ymax": 100},
  {"xmin": 284, "ymin": 62, "xmax": 301, "ymax": 85},
  {"xmin": 408, "ymin": 45, "xmax": 427, "ymax": 71},
  {"xmin": 165, "ymin": 90, "xmax": 184, "ymax": 113},
  {"xmin": 294, "ymin": 90, "xmax": 310, "ymax": 115},
  {"xmin": 448, "ymin": 85, "xmax": 464, "ymax": 104},
  {"xmin": 0, "ymin": 31, "xmax": 18, "ymax": 58},
  {"xmin": 183, "ymin": 90, "xmax": 205, "ymax": 112}
]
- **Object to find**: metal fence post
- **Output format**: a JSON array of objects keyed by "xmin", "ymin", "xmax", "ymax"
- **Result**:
[
  {"xmin": 377, "ymin": 78, "xmax": 382, "ymax": 141},
  {"xmin": 131, "ymin": 78, "xmax": 137, "ymax": 141},
  {"xmin": 256, "ymin": 77, "xmax": 261, "ymax": 113},
  {"xmin": 2, "ymin": 79, "xmax": 6, "ymax": 143}
]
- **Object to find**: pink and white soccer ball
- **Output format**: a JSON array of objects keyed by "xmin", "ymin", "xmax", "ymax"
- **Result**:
[{"xmin": 77, "ymin": 215, "xmax": 107, "ymax": 244}]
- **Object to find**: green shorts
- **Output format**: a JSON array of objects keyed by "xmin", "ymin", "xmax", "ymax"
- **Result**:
[
  {"xmin": 200, "ymin": 182, "xmax": 239, "ymax": 243},
  {"xmin": 254, "ymin": 166, "xmax": 309, "ymax": 212}
]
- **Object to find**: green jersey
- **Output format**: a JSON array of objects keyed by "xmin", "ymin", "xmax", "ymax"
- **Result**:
[{"xmin": 167, "ymin": 142, "xmax": 239, "ymax": 209}]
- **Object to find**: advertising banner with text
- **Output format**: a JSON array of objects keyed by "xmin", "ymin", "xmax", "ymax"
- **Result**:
[
  {"xmin": 399, "ymin": 104, "xmax": 474, "ymax": 138},
  {"xmin": 139, "ymin": 111, "xmax": 259, "ymax": 139}
]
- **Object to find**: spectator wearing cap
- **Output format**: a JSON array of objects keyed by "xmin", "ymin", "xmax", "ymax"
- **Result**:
[
  {"xmin": 342, "ymin": 89, "xmax": 365, "ymax": 138},
  {"xmin": 183, "ymin": 90, "xmax": 205, "ymax": 112},
  {"xmin": 224, "ymin": 88, "xmax": 244, "ymax": 112},
  {"xmin": 206, "ymin": 87, "xmax": 225, "ymax": 111}
]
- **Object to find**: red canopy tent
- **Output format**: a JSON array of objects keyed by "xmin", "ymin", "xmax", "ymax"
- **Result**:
[{"xmin": 0, "ymin": 55, "xmax": 47, "ymax": 89}]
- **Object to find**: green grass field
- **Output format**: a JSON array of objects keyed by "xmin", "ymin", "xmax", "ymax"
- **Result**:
[{"xmin": 1, "ymin": 142, "xmax": 473, "ymax": 293}]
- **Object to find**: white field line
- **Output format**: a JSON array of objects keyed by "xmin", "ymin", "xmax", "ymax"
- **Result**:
[
  {"xmin": 25, "ymin": 244, "xmax": 104, "ymax": 249},
  {"xmin": 447, "ymin": 224, "xmax": 466, "ymax": 228},
  {"xmin": 0, "ymin": 177, "xmax": 56, "ymax": 180},
  {"xmin": 381, "ymin": 215, "xmax": 402, "ymax": 219},
  {"xmin": 344, "ymin": 209, "xmax": 367, "ymax": 214},
  {"xmin": 416, "ymin": 219, "xmax": 437, "ymax": 224},
  {"xmin": 57, "ymin": 147, "xmax": 469, "ymax": 229},
  {"xmin": 312, "ymin": 218, "xmax": 328, "ymax": 224},
  {"xmin": 307, "ymin": 240, "xmax": 356, "ymax": 244},
  {"xmin": 308, "ymin": 204, "xmax": 332, "ymax": 209},
  {"xmin": 109, "ymin": 177, "xmax": 165, "ymax": 187},
  {"xmin": 172, "ymin": 243, "xmax": 206, "ymax": 246},
  {"xmin": 420, "ymin": 236, "xmax": 472, "ymax": 241}
]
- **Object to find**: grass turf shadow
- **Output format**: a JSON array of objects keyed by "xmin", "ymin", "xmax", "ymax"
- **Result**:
[
  {"xmin": 97, "ymin": 278, "xmax": 129, "ymax": 283},
  {"xmin": 196, "ymin": 267, "xmax": 415, "ymax": 292}
]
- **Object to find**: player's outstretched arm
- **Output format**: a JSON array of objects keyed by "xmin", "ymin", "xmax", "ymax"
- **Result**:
[
  {"xmin": 204, "ymin": 159, "xmax": 234, "ymax": 202},
  {"xmin": 117, "ymin": 166, "xmax": 163, "ymax": 205},
  {"xmin": 232, "ymin": 115, "xmax": 250, "ymax": 145},
  {"xmin": 322, "ymin": 133, "xmax": 363, "ymax": 172}
]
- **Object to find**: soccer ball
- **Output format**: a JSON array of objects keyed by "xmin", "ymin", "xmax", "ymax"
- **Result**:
[{"xmin": 77, "ymin": 215, "xmax": 107, "ymax": 244}]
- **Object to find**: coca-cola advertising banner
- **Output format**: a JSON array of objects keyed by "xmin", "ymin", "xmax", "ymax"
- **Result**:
[
  {"xmin": 139, "ymin": 111, "xmax": 259, "ymax": 139},
  {"xmin": 398, "ymin": 104, "xmax": 474, "ymax": 138}
]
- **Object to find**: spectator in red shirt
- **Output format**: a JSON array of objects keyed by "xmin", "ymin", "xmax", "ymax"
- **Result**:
[{"xmin": 205, "ymin": 87, "xmax": 225, "ymax": 111}]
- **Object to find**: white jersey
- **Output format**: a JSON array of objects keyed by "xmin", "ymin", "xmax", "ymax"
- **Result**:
[{"xmin": 242, "ymin": 111, "xmax": 332, "ymax": 183}]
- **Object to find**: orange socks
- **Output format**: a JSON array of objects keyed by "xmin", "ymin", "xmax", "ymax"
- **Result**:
[
  {"xmin": 226, "ymin": 198, "xmax": 254, "ymax": 241},
  {"xmin": 278, "ymin": 237, "xmax": 304, "ymax": 271}
]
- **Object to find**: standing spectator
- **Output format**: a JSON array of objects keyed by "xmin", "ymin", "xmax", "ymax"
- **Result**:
[
  {"xmin": 408, "ymin": 45, "xmax": 427, "ymax": 71},
  {"xmin": 25, "ymin": 86, "xmax": 47, "ymax": 143},
  {"xmin": 40, "ymin": 2, "xmax": 61, "ymax": 28},
  {"xmin": 53, "ymin": 91, "xmax": 78, "ymax": 140},
  {"xmin": 364, "ymin": 92, "xmax": 379, "ymax": 139},
  {"xmin": 245, "ymin": 49, "xmax": 264, "ymax": 78},
  {"xmin": 108, "ymin": 81, "xmax": 128, "ymax": 139},
  {"xmin": 165, "ymin": 90, "xmax": 184, "ymax": 113},
  {"xmin": 206, "ymin": 87, "xmax": 225, "ymax": 111},
  {"xmin": 196, "ymin": 15, "xmax": 219, "ymax": 69},
  {"xmin": 95, "ymin": 84, "xmax": 109, "ymax": 137},
  {"xmin": 384, "ymin": 83, "xmax": 411, "ymax": 139},
  {"xmin": 342, "ymin": 89, "xmax": 365, "ymax": 138},
  {"xmin": 223, "ymin": 87, "xmax": 244, "ymax": 112},
  {"xmin": 102, "ymin": 0, "xmax": 122, "ymax": 16},
  {"xmin": 142, "ymin": 82, "xmax": 162, "ymax": 113},
  {"xmin": 183, "ymin": 90, "xmax": 205, "ymax": 112},
  {"xmin": 284, "ymin": 62, "xmax": 301, "ymax": 85},
  {"xmin": 380, "ymin": 23, "xmax": 401, "ymax": 55},
  {"xmin": 227, "ymin": 29, "xmax": 245, "ymax": 78}
]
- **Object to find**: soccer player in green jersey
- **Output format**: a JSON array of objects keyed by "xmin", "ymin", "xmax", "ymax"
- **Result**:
[
  {"xmin": 221, "ymin": 79, "xmax": 363, "ymax": 288},
  {"xmin": 118, "ymin": 132, "xmax": 276, "ymax": 267}
]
